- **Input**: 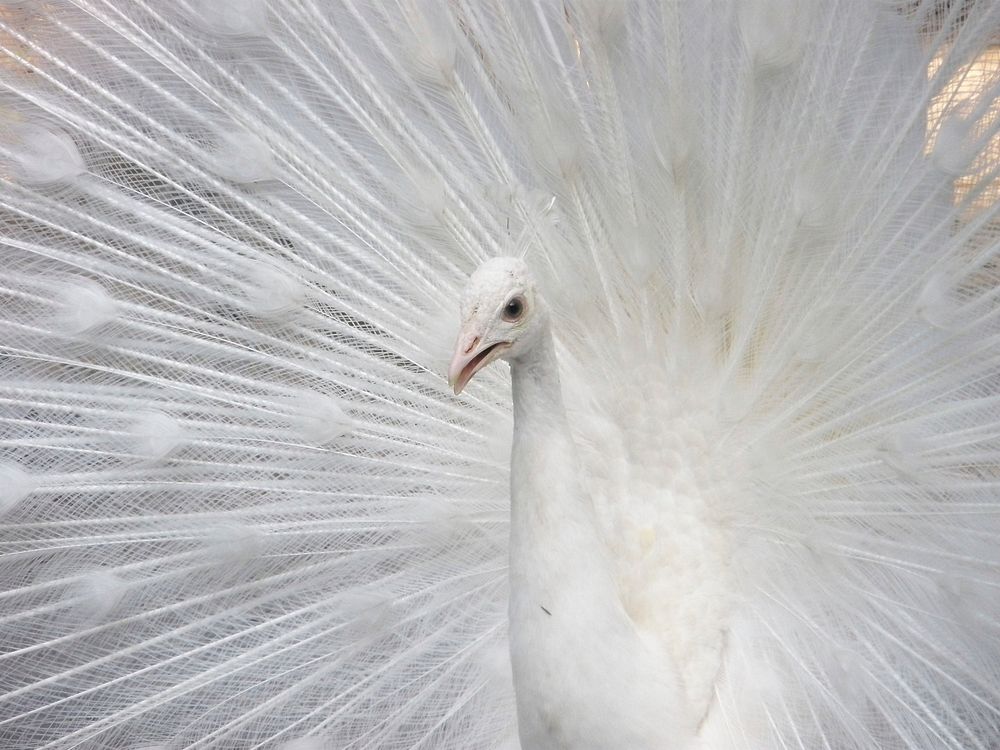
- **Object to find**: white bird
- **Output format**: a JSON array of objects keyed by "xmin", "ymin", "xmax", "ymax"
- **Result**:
[
  {"xmin": 1, "ymin": 1, "xmax": 1000, "ymax": 749},
  {"xmin": 450, "ymin": 258, "xmax": 691, "ymax": 749}
]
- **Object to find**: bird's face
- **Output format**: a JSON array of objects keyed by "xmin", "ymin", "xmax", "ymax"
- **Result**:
[{"xmin": 449, "ymin": 257, "xmax": 540, "ymax": 395}]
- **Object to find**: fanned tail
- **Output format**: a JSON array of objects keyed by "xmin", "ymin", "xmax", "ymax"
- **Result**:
[{"xmin": 1, "ymin": 1, "xmax": 1000, "ymax": 748}]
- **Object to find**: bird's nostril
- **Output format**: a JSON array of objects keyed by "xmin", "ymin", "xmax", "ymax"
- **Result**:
[{"xmin": 464, "ymin": 336, "xmax": 480, "ymax": 354}]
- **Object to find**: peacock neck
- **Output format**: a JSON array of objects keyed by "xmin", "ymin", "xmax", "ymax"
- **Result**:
[
  {"xmin": 509, "ymin": 326, "xmax": 567, "ymax": 432},
  {"xmin": 506, "ymin": 324, "xmax": 661, "ymax": 750},
  {"xmin": 506, "ymin": 323, "xmax": 620, "ymax": 602}
]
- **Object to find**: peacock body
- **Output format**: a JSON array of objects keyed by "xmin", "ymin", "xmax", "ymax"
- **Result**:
[{"xmin": 1, "ymin": 1, "xmax": 1000, "ymax": 748}]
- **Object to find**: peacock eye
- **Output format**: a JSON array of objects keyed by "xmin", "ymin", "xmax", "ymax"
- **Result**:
[{"xmin": 502, "ymin": 295, "xmax": 525, "ymax": 322}]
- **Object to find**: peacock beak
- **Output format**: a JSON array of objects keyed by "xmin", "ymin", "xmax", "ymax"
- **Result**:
[{"xmin": 448, "ymin": 333, "xmax": 510, "ymax": 395}]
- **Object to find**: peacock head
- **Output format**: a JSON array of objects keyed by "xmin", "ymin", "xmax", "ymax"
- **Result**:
[{"xmin": 448, "ymin": 257, "xmax": 544, "ymax": 395}]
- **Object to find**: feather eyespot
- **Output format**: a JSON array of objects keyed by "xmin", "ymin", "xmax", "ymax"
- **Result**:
[{"xmin": 502, "ymin": 295, "xmax": 525, "ymax": 322}]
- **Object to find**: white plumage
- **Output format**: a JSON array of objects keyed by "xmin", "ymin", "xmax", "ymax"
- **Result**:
[{"xmin": 1, "ymin": 1, "xmax": 999, "ymax": 749}]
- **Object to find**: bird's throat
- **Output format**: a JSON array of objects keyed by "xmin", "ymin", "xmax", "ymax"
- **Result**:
[
  {"xmin": 506, "ymin": 328, "xmax": 689, "ymax": 749},
  {"xmin": 507, "ymin": 325, "xmax": 608, "ymax": 587}
]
